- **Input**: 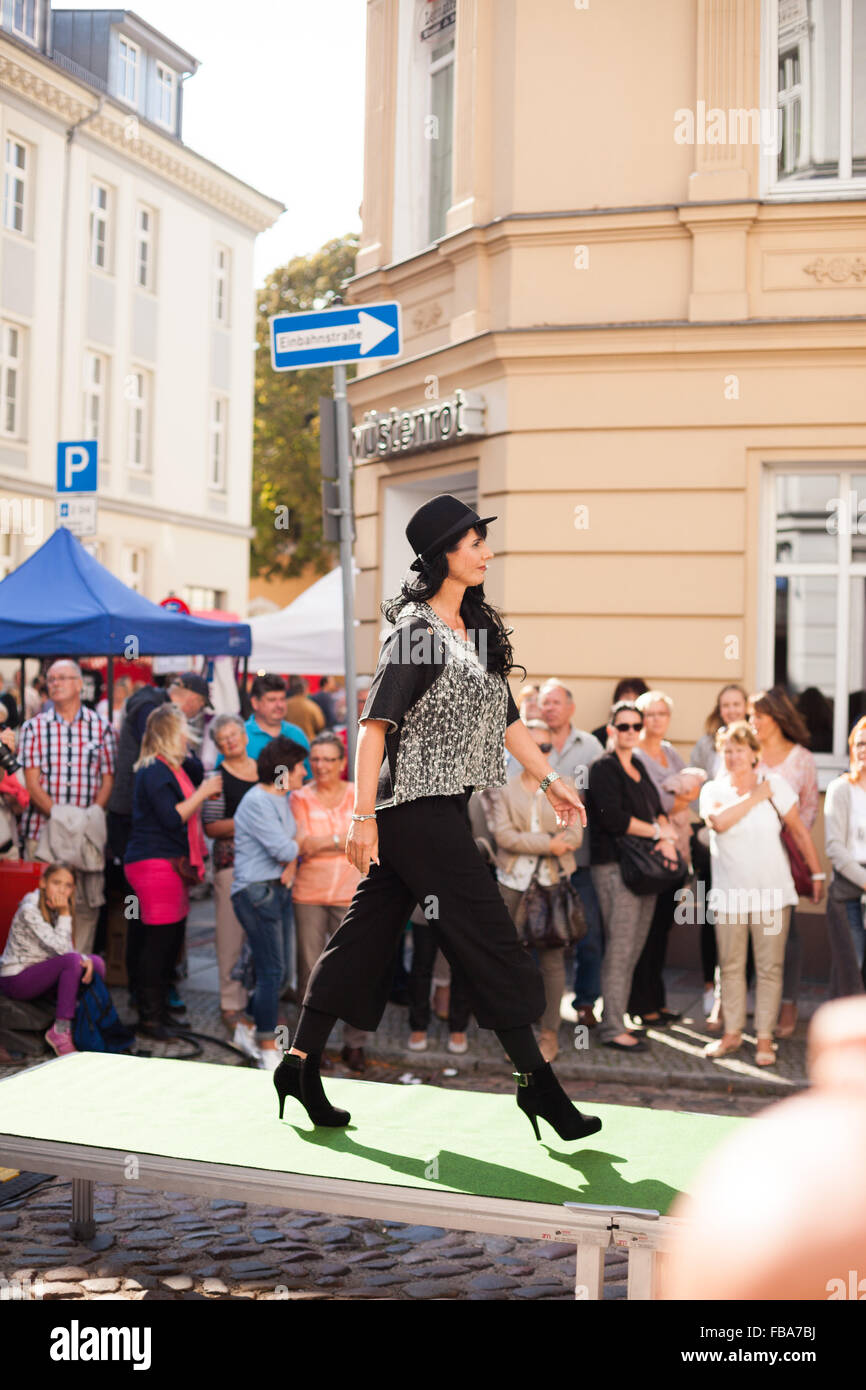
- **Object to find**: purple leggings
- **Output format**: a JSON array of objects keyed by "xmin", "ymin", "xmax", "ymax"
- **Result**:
[{"xmin": 0, "ymin": 953, "xmax": 106, "ymax": 1020}]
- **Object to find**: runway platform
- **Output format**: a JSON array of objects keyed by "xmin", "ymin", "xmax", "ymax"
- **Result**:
[{"xmin": 0, "ymin": 1053, "xmax": 744, "ymax": 1299}]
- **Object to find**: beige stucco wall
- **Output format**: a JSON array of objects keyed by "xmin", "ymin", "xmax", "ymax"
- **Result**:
[{"xmin": 348, "ymin": 0, "xmax": 866, "ymax": 767}]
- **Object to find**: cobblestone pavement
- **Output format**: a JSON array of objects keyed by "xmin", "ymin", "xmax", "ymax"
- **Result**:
[{"xmin": 0, "ymin": 898, "xmax": 817, "ymax": 1300}]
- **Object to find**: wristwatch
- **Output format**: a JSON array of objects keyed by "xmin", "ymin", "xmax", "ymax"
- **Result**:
[
  {"xmin": 652, "ymin": 821, "xmax": 661, "ymax": 841},
  {"xmin": 538, "ymin": 771, "xmax": 560, "ymax": 794}
]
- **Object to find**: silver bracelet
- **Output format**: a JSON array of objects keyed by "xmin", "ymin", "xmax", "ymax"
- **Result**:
[
  {"xmin": 810, "ymin": 872, "xmax": 826, "ymax": 880},
  {"xmin": 352, "ymin": 812, "xmax": 377, "ymax": 822},
  {"xmin": 538, "ymin": 771, "xmax": 560, "ymax": 794}
]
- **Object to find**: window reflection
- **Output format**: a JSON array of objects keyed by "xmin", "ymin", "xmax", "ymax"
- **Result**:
[
  {"xmin": 774, "ymin": 474, "xmax": 838, "ymax": 564},
  {"xmin": 774, "ymin": 573, "xmax": 836, "ymax": 752},
  {"xmin": 776, "ymin": 0, "xmax": 865, "ymax": 183}
]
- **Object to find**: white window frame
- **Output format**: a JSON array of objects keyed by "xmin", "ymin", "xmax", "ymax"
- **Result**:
[
  {"xmin": 427, "ymin": 33, "xmax": 456, "ymax": 244},
  {"xmin": 759, "ymin": 460, "xmax": 866, "ymax": 782},
  {"xmin": 761, "ymin": 0, "xmax": 866, "ymax": 197},
  {"xmin": 83, "ymin": 350, "xmax": 108, "ymax": 457},
  {"xmin": 135, "ymin": 204, "xmax": 155, "ymax": 291},
  {"xmin": 209, "ymin": 394, "xmax": 228, "ymax": 491},
  {"xmin": 155, "ymin": 63, "xmax": 177, "ymax": 130},
  {"xmin": 182, "ymin": 584, "xmax": 223, "ymax": 610},
  {"xmin": 10, "ymin": 0, "xmax": 39, "ymax": 43},
  {"xmin": 0, "ymin": 529, "xmax": 18, "ymax": 580},
  {"xmin": 3, "ymin": 136, "xmax": 30, "ymax": 235},
  {"xmin": 213, "ymin": 245, "xmax": 230, "ymax": 325},
  {"xmin": 121, "ymin": 544, "xmax": 146, "ymax": 594},
  {"xmin": 117, "ymin": 35, "xmax": 140, "ymax": 108},
  {"xmin": 126, "ymin": 368, "xmax": 150, "ymax": 472},
  {"xmin": 0, "ymin": 320, "xmax": 24, "ymax": 439},
  {"xmin": 89, "ymin": 181, "xmax": 110, "ymax": 271}
]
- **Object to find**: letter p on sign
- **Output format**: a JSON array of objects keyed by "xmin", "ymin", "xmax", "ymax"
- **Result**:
[{"xmin": 56, "ymin": 440, "xmax": 98, "ymax": 493}]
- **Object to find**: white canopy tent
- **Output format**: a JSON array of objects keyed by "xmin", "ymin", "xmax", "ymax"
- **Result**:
[{"xmin": 247, "ymin": 565, "xmax": 361, "ymax": 674}]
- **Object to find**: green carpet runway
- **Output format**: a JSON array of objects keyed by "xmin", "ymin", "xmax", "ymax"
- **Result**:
[{"xmin": 0, "ymin": 1054, "xmax": 743, "ymax": 1216}]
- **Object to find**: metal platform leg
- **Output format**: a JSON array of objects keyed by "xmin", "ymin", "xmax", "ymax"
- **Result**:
[
  {"xmin": 626, "ymin": 1246, "xmax": 658, "ymax": 1301},
  {"xmin": 575, "ymin": 1241, "xmax": 606, "ymax": 1300},
  {"xmin": 70, "ymin": 1178, "xmax": 95, "ymax": 1241}
]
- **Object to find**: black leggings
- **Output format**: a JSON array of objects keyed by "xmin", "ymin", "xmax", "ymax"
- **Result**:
[
  {"xmin": 294, "ymin": 1006, "xmax": 544, "ymax": 1072},
  {"xmin": 127, "ymin": 917, "xmax": 186, "ymax": 1005},
  {"xmin": 408, "ymin": 917, "xmax": 472, "ymax": 1033}
]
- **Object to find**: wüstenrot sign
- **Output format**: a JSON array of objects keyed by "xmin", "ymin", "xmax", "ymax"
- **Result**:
[{"xmin": 352, "ymin": 389, "xmax": 486, "ymax": 462}]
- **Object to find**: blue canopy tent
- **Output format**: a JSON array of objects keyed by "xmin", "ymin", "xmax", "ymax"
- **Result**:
[{"xmin": 0, "ymin": 528, "xmax": 250, "ymax": 707}]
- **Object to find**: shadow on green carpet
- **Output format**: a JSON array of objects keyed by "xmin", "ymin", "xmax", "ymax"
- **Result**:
[{"xmin": 290, "ymin": 1126, "xmax": 680, "ymax": 1211}]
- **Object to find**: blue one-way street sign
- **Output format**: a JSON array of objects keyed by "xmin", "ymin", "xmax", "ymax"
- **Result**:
[{"xmin": 270, "ymin": 302, "xmax": 401, "ymax": 372}]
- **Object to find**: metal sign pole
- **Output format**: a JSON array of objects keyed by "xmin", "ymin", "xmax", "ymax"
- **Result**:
[{"xmin": 333, "ymin": 363, "xmax": 357, "ymax": 771}]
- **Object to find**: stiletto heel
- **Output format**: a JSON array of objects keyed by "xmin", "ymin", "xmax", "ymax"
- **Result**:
[
  {"xmin": 524, "ymin": 1109, "xmax": 541, "ymax": 1141},
  {"xmin": 274, "ymin": 1052, "xmax": 350, "ymax": 1128},
  {"xmin": 514, "ymin": 1064, "xmax": 602, "ymax": 1142}
]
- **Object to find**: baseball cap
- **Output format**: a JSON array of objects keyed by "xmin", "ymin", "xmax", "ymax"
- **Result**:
[{"xmin": 175, "ymin": 672, "xmax": 213, "ymax": 708}]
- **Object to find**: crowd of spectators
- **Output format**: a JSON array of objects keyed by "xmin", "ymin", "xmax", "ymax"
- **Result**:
[{"xmin": 0, "ymin": 663, "xmax": 863, "ymax": 1073}]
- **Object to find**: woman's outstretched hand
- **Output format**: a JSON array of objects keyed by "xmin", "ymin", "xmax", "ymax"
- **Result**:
[
  {"xmin": 346, "ymin": 818, "xmax": 380, "ymax": 876},
  {"xmin": 545, "ymin": 779, "xmax": 587, "ymax": 829}
]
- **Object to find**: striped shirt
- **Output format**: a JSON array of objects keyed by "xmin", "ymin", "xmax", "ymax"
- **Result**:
[{"xmin": 19, "ymin": 705, "xmax": 117, "ymax": 842}]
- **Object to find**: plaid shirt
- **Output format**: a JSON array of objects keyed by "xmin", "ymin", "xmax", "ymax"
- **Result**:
[{"xmin": 19, "ymin": 705, "xmax": 117, "ymax": 842}]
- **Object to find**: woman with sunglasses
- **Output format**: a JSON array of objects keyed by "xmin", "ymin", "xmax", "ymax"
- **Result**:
[
  {"xmin": 487, "ymin": 720, "xmax": 583, "ymax": 1062},
  {"xmin": 630, "ymin": 689, "xmax": 702, "ymax": 1026},
  {"xmin": 586, "ymin": 701, "xmax": 679, "ymax": 1050}
]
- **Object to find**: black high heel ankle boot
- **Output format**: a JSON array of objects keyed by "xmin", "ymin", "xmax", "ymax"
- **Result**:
[
  {"xmin": 514, "ymin": 1063, "xmax": 602, "ymax": 1142},
  {"xmin": 274, "ymin": 1052, "xmax": 350, "ymax": 1127}
]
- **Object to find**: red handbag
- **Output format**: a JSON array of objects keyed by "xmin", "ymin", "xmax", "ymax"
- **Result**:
[{"xmin": 769, "ymin": 798, "xmax": 813, "ymax": 897}]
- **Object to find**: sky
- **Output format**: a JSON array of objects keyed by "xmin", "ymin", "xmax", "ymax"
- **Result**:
[{"xmin": 62, "ymin": 0, "xmax": 367, "ymax": 284}]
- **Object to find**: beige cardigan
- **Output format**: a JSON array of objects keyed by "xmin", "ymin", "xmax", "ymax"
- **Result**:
[{"xmin": 486, "ymin": 775, "xmax": 582, "ymax": 879}]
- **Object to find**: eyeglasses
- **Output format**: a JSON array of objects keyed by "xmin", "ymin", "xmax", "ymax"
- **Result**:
[
  {"xmin": 613, "ymin": 722, "xmax": 642, "ymax": 732},
  {"xmin": 310, "ymin": 756, "xmax": 342, "ymax": 764}
]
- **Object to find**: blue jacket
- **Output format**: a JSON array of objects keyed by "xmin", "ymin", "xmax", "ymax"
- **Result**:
[
  {"xmin": 125, "ymin": 759, "xmax": 203, "ymax": 864},
  {"xmin": 231, "ymin": 784, "xmax": 299, "ymax": 892}
]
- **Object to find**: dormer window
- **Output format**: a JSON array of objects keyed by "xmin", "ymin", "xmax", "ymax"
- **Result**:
[
  {"xmin": 118, "ymin": 35, "xmax": 140, "ymax": 107},
  {"xmin": 9, "ymin": 0, "xmax": 38, "ymax": 43},
  {"xmin": 156, "ymin": 63, "xmax": 177, "ymax": 129}
]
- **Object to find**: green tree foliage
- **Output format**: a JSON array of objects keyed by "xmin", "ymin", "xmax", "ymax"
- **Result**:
[{"xmin": 251, "ymin": 234, "xmax": 359, "ymax": 579}]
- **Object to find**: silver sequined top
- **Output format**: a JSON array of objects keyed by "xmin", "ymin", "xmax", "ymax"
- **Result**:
[{"xmin": 361, "ymin": 601, "xmax": 519, "ymax": 811}]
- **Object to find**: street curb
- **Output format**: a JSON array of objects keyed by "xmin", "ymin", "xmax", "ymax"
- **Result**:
[{"xmin": 350, "ymin": 1038, "xmax": 809, "ymax": 1101}]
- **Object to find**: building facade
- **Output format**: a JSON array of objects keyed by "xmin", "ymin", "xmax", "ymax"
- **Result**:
[
  {"xmin": 0, "ymin": 2, "xmax": 283, "ymax": 611},
  {"xmin": 347, "ymin": 0, "xmax": 865, "ymax": 793}
]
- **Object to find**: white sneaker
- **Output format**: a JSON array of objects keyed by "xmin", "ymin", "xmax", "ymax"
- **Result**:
[
  {"xmin": 232, "ymin": 1021, "xmax": 262, "ymax": 1062},
  {"xmin": 258, "ymin": 1047, "xmax": 282, "ymax": 1072},
  {"xmin": 448, "ymin": 1035, "xmax": 468, "ymax": 1054},
  {"xmin": 408, "ymin": 1034, "xmax": 428, "ymax": 1051}
]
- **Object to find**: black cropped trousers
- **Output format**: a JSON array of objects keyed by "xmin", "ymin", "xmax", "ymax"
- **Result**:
[{"xmin": 303, "ymin": 788, "xmax": 545, "ymax": 1034}]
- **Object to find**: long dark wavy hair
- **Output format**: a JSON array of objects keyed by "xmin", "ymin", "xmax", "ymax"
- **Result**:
[{"xmin": 381, "ymin": 523, "xmax": 525, "ymax": 680}]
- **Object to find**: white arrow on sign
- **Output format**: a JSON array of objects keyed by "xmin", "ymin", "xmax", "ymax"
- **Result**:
[{"xmin": 275, "ymin": 310, "xmax": 394, "ymax": 359}]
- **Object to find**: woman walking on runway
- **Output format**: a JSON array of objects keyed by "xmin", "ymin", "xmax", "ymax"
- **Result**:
[{"xmin": 274, "ymin": 494, "xmax": 602, "ymax": 1143}]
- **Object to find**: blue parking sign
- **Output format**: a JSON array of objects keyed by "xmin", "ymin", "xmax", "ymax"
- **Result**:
[{"xmin": 57, "ymin": 440, "xmax": 98, "ymax": 493}]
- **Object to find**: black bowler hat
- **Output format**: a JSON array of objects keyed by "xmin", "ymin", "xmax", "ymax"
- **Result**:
[{"xmin": 406, "ymin": 494, "xmax": 497, "ymax": 573}]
